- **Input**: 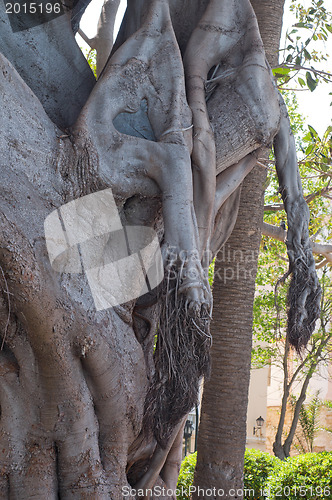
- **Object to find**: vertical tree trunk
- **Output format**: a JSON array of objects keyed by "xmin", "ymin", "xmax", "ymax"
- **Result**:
[
  {"xmin": 193, "ymin": 167, "xmax": 265, "ymax": 500},
  {"xmin": 194, "ymin": 2, "xmax": 285, "ymax": 498}
]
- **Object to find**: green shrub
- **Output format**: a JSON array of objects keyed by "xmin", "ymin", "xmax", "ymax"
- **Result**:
[
  {"xmin": 244, "ymin": 448, "xmax": 280, "ymax": 499},
  {"xmin": 176, "ymin": 450, "xmax": 332, "ymax": 500},
  {"xmin": 176, "ymin": 449, "xmax": 279, "ymax": 500},
  {"xmin": 177, "ymin": 452, "xmax": 197, "ymax": 500},
  {"xmin": 265, "ymin": 452, "xmax": 332, "ymax": 500}
]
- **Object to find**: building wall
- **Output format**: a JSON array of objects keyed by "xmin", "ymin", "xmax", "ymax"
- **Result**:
[
  {"xmin": 314, "ymin": 407, "xmax": 332, "ymax": 452},
  {"xmin": 246, "ymin": 355, "xmax": 332, "ymax": 455},
  {"xmin": 246, "ymin": 366, "xmax": 269, "ymax": 451},
  {"xmin": 265, "ymin": 357, "xmax": 332, "ymax": 454},
  {"xmin": 265, "ymin": 404, "xmax": 293, "ymax": 455}
]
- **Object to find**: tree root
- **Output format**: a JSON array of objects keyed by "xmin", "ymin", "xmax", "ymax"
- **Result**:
[
  {"xmin": 143, "ymin": 254, "xmax": 211, "ymax": 448},
  {"xmin": 132, "ymin": 419, "xmax": 185, "ymax": 499},
  {"xmin": 274, "ymin": 95, "xmax": 321, "ymax": 350}
]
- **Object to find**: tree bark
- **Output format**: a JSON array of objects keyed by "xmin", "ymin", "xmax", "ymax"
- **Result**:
[
  {"xmin": 0, "ymin": 0, "xmax": 320, "ymax": 497},
  {"xmin": 0, "ymin": 2, "xmax": 95, "ymax": 128},
  {"xmin": 193, "ymin": 166, "xmax": 265, "ymax": 500},
  {"xmin": 194, "ymin": 2, "xmax": 286, "ymax": 498}
]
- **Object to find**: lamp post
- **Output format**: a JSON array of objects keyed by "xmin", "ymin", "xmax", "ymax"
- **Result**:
[
  {"xmin": 253, "ymin": 416, "xmax": 265, "ymax": 437},
  {"xmin": 184, "ymin": 419, "xmax": 194, "ymax": 456}
]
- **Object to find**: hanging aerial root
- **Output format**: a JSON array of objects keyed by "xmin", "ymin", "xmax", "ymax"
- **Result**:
[
  {"xmin": 143, "ymin": 260, "xmax": 212, "ymax": 448},
  {"xmin": 286, "ymin": 245, "xmax": 321, "ymax": 352},
  {"xmin": 274, "ymin": 93, "xmax": 321, "ymax": 352},
  {"xmin": 282, "ymin": 196, "xmax": 321, "ymax": 352}
]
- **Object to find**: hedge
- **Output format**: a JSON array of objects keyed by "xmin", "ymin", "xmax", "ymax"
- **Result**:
[
  {"xmin": 177, "ymin": 452, "xmax": 197, "ymax": 500},
  {"xmin": 176, "ymin": 450, "xmax": 332, "ymax": 500},
  {"xmin": 266, "ymin": 452, "xmax": 332, "ymax": 500},
  {"xmin": 243, "ymin": 448, "xmax": 280, "ymax": 499}
]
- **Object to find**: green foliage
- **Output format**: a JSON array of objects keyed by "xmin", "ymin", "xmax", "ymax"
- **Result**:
[
  {"xmin": 300, "ymin": 125, "xmax": 332, "ymax": 179},
  {"xmin": 290, "ymin": 391, "xmax": 323, "ymax": 453},
  {"xmin": 265, "ymin": 452, "xmax": 332, "ymax": 499},
  {"xmin": 243, "ymin": 449, "xmax": 280, "ymax": 500},
  {"xmin": 82, "ymin": 47, "xmax": 97, "ymax": 78},
  {"xmin": 324, "ymin": 400, "xmax": 332, "ymax": 410},
  {"xmin": 176, "ymin": 451, "xmax": 332, "ymax": 500},
  {"xmin": 208, "ymin": 258, "xmax": 215, "ymax": 289},
  {"xmin": 321, "ymin": 400, "xmax": 332, "ymax": 436},
  {"xmin": 276, "ymin": 0, "xmax": 332, "ymax": 90},
  {"xmin": 176, "ymin": 452, "xmax": 197, "ymax": 500},
  {"xmin": 282, "ymin": 90, "xmax": 306, "ymax": 138}
]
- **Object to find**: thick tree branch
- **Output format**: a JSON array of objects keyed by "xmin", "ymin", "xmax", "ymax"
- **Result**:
[
  {"xmin": 78, "ymin": 28, "xmax": 94, "ymax": 47},
  {"xmin": 264, "ymin": 187, "xmax": 332, "ymax": 212},
  {"xmin": 262, "ymin": 222, "xmax": 332, "ymax": 262},
  {"xmin": 0, "ymin": 2, "xmax": 95, "ymax": 128}
]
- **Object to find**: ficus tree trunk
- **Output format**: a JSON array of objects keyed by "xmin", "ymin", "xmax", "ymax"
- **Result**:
[
  {"xmin": 0, "ymin": 0, "xmax": 320, "ymax": 498},
  {"xmin": 193, "ymin": 165, "xmax": 267, "ymax": 500},
  {"xmin": 193, "ymin": 2, "xmax": 299, "ymax": 497}
]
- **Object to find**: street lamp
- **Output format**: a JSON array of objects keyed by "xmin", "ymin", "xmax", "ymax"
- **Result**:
[
  {"xmin": 184, "ymin": 419, "xmax": 194, "ymax": 456},
  {"xmin": 253, "ymin": 416, "xmax": 265, "ymax": 437}
]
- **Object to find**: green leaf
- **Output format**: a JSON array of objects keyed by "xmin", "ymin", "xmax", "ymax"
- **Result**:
[
  {"xmin": 298, "ymin": 77, "xmax": 306, "ymax": 87},
  {"xmin": 304, "ymin": 48, "xmax": 311, "ymax": 60},
  {"xmin": 272, "ymin": 67, "xmax": 291, "ymax": 76},
  {"xmin": 323, "ymin": 125, "xmax": 332, "ymax": 138},
  {"xmin": 308, "ymin": 125, "xmax": 319, "ymax": 140},
  {"xmin": 305, "ymin": 144, "xmax": 314, "ymax": 155},
  {"xmin": 306, "ymin": 71, "xmax": 318, "ymax": 92},
  {"xmin": 295, "ymin": 55, "xmax": 302, "ymax": 65},
  {"xmin": 303, "ymin": 131, "xmax": 312, "ymax": 143}
]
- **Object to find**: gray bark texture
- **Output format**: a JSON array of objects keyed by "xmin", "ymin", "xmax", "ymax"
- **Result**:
[
  {"xmin": 193, "ymin": 2, "xmax": 286, "ymax": 497},
  {"xmin": 0, "ymin": 0, "xmax": 320, "ymax": 498}
]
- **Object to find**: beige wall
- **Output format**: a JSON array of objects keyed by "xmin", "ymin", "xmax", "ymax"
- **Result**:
[
  {"xmin": 246, "ymin": 367, "xmax": 269, "ymax": 451},
  {"xmin": 264, "ymin": 356, "xmax": 332, "ymax": 455},
  {"xmin": 265, "ymin": 405, "xmax": 332, "ymax": 455},
  {"xmin": 246, "ymin": 354, "xmax": 332, "ymax": 455}
]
